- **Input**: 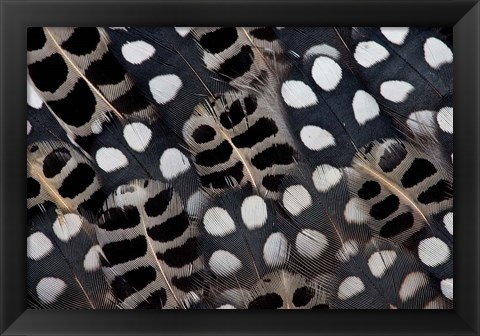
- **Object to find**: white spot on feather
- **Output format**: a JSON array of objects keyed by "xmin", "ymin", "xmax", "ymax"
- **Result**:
[
  {"xmin": 344, "ymin": 197, "xmax": 369, "ymax": 224},
  {"xmin": 407, "ymin": 110, "xmax": 436, "ymax": 136},
  {"xmin": 83, "ymin": 245, "xmax": 104, "ymax": 272},
  {"xmin": 311, "ymin": 56, "xmax": 342, "ymax": 91},
  {"xmin": 312, "ymin": 164, "xmax": 342, "ymax": 192},
  {"xmin": 217, "ymin": 304, "xmax": 236, "ymax": 309},
  {"xmin": 36, "ymin": 277, "xmax": 67, "ymax": 304},
  {"xmin": 443, "ymin": 212, "xmax": 453, "ymax": 235},
  {"xmin": 186, "ymin": 190, "xmax": 208, "ymax": 218},
  {"xmin": 149, "ymin": 74, "xmax": 183, "ymax": 104},
  {"xmin": 338, "ymin": 276, "xmax": 365, "ymax": 300},
  {"xmin": 27, "ymin": 232, "xmax": 54, "ymax": 260},
  {"xmin": 352, "ymin": 90, "xmax": 380, "ymax": 125},
  {"xmin": 440, "ymin": 278, "xmax": 453, "ymax": 300},
  {"xmin": 241, "ymin": 195, "xmax": 268, "ymax": 230},
  {"xmin": 380, "ymin": 27, "xmax": 409, "ymax": 45},
  {"xmin": 159, "ymin": 148, "xmax": 190, "ymax": 179},
  {"xmin": 27, "ymin": 82, "xmax": 43, "ymax": 109},
  {"xmin": 380, "ymin": 80, "xmax": 414, "ymax": 103},
  {"xmin": 300, "ymin": 125, "xmax": 335, "ymax": 151},
  {"xmin": 175, "ymin": 27, "xmax": 192, "ymax": 37},
  {"xmin": 295, "ymin": 229, "xmax": 328, "ymax": 259},
  {"xmin": 354, "ymin": 41, "xmax": 390, "ymax": 68},
  {"xmin": 424, "ymin": 37, "xmax": 453, "ymax": 69},
  {"xmin": 336, "ymin": 240, "xmax": 359, "ymax": 262},
  {"xmin": 96, "ymin": 147, "xmax": 128, "ymax": 172},
  {"xmin": 91, "ymin": 120, "xmax": 103, "ymax": 134},
  {"xmin": 209, "ymin": 250, "xmax": 242, "ymax": 276},
  {"xmin": 27, "ymin": 121, "xmax": 32, "ymax": 135},
  {"xmin": 437, "ymin": 107, "xmax": 453, "ymax": 134},
  {"xmin": 121, "ymin": 41, "xmax": 155, "ymax": 64},
  {"xmin": 399, "ymin": 272, "xmax": 429, "ymax": 302},
  {"xmin": 52, "ymin": 213, "xmax": 82, "ymax": 242},
  {"xmin": 123, "ymin": 122, "xmax": 152, "ymax": 152},
  {"xmin": 367, "ymin": 250, "xmax": 397, "ymax": 278},
  {"xmin": 418, "ymin": 237, "xmax": 451, "ymax": 267},
  {"xmin": 263, "ymin": 232, "xmax": 289, "ymax": 267},
  {"xmin": 281, "ymin": 80, "xmax": 318, "ymax": 108},
  {"xmin": 204, "ymin": 207, "xmax": 236, "ymax": 237},
  {"xmin": 282, "ymin": 185, "xmax": 312, "ymax": 216},
  {"xmin": 304, "ymin": 44, "xmax": 340, "ymax": 60}
]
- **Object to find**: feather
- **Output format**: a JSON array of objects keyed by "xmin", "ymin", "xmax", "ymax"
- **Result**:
[
  {"xmin": 27, "ymin": 26, "xmax": 454, "ymax": 309},
  {"xmin": 95, "ymin": 179, "xmax": 203, "ymax": 309},
  {"xmin": 27, "ymin": 207, "xmax": 115, "ymax": 309}
]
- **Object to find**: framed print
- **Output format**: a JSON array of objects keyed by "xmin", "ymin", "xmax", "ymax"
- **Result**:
[{"xmin": 1, "ymin": 0, "xmax": 479, "ymax": 335}]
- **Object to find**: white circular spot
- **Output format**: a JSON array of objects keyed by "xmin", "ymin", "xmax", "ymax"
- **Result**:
[
  {"xmin": 380, "ymin": 80, "xmax": 415, "ymax": 103},
  {"xmin": 336, "ymin": 240, "xmax": 359, "ymax": 262},
  {"xmin": 443, "ymin": 212, "xmax": 453, "ymax": 235},
  {"xmin": 52, "ymin": 213, "xmax": 82, "ymax": 242},
  {"xmin": 159, "ymin": 148, "xmax": 190, "ymax": 179},
  {"xmin": 217, "ymin": 304, "xmax": 236, "ymax": 309},
  {"xmin": 440, "ymin": 278, "xmax": 453, "ymax": 300},
  {"xmin": 406, "ymin": 110, "xmax": 436, "ymax": 136},
  {"xmin": 424, "ymin": 37, "xmax": 453, "ymax": 69},
  {"xmin": 27, "ymin": 232, "xmax": 54, "ymax": 260},
  {"xmin": 263, "ymin": 232, "xmax": 289, "ymax": 267},
  {"xmin": 367, "ymin": 250, "xmax": 397, "ymax": 278},
  {"xmin": 27, "ymin": 120, "xmax": 32, "ymax": 135},
  {"xmin": 399, "ymin": 272, "xmax": 428, "ymax": 302},
  {"xmin": 175, "ymin": 27, "xmax": 192, "ymax": 37},
  {"xmin": 123, "ymin": 122, "xmax": 152, "ymax": 152},
  {"xmin": 295, "ymin": 229, "xmax": 328, "ymax": 259},
  {"xmin": 338, "ymin": 276, "xmax": 365, "ymax": 300},
  {"xmin": 27, "ymin": 82, "xmax": 43, "ymax": 109},
  {"xmin": 121, "ymin": 40, "xmax": 155, "ymax": 65},
  {"xmin": 354, "ymin": 41, "xmax": 390, "ymax": 68},
  {"xmin": 344, "ymin": 197, "xmax": 369, "ymax": 224},
  {"xmin": 281, "ymin": 80, "xmax": 318, "ymax": 108},
  {"xmin": 241, "ymin": 195, "xmax": 268, "ymax": 230},
  {"xmin": 312, "ymin": 164, "xmax": 342, "ymax": 192},
  {"xmin": 83, "ymin": 245, "xmax": 104, "ymax": 272},
  {"xmin": 418, "ymin": 237, "xmax": 451, "ymax": 267},
  {"xmin": 186, "ymin": 190, "xmax": 208, "ymax": 217},
  {"xmin": 311, "ymin": 56, "xmax": 343, "ymax": 91},
  {"xmin": 36, "ymin": 277, "xmax": 67, "ymax": 304},
  {"xmin": 380, "ymin": 27, "xmax": 410, "ymax": 45},
  {"xmin": 203, "ymin": 207, "xmax": 236, "ymax": 237},
  {"xmin": 209, "ymin": 250, "xmax": 242, "ymax": 276},
  {"xmin": 149, "ymin": 74, "xmax": 183, "ymax": 105},
  {"xmin": 300, "ymin": 125, "xmax": 335, "ymax": 151},
  {"xmin": 352, "ymin": 90, "xmax": 380, "ymax": 125},
  {"xmin": 437, "ymin": 107, "xmax": 453, "ymax": 134},
  {"xmin": 91, "ymin": 120, "xmax": 103, "ymax": 134},
  {"xmin": 96, "ymin": 147, "xmax": 129, "ymax": 172},
  {"xmin": 304, "ymin": 44, "xmax": 340, "ymax": 60},
  {"xmin": 282, "ymin": 185, "xmax": 312, "ymax": 216}
]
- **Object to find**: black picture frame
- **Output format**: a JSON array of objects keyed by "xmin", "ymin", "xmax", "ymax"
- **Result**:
[{"xmin": 1, "ymin": 1, "xmax": 479, "ymax": 335}]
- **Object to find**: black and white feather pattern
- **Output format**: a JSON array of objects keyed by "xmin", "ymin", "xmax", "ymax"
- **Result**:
[{"xmin": 27, "ymin": 27, "xmax": 453, "ymax": 309}]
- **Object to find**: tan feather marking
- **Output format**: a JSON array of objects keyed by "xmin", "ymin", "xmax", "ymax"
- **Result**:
[
  {"xmin": 356, "ymin": 160, "xmax": 430, "ymax": 225},
  {"xmin": 138, "ymin": 207, "xmax": 184, "ymax": 308},
  {"xmin": 44, "ymin": 28, "xmax": 125, "ymax": 121},
  {"xmin": 28, "ymin": 160, "xmax": 71, "ymax": 212}
]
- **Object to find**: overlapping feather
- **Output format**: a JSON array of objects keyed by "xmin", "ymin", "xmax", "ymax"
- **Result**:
[{"xmin": 27, "ymin": 27, "xmax": 454, "ymax": 309}]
